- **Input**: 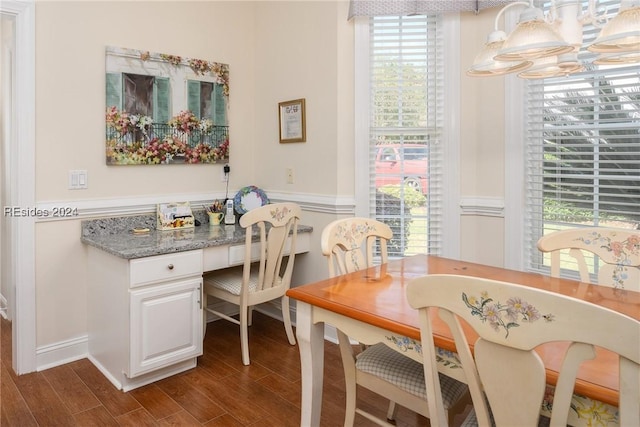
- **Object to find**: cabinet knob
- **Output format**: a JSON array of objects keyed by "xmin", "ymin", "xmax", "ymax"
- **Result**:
[{"xmin": 167, "ymin": 264, "xmax": 174, "ymax": 270}]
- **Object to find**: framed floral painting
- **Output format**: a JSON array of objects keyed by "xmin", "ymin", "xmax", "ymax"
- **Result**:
[{"xmin": 105, "ymin": 46, "xmax": 229, "ymax": 165}]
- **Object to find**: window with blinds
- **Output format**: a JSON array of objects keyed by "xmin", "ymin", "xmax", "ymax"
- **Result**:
[
  {"xmin": 524, "ymin": 0, "xmax": 640, "ymax": 278},
  {"xmin": 367, "ymin": 14, "xmax": 443, "ymax": 257}
]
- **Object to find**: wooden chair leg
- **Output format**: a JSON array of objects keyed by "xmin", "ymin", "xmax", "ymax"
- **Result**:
[
  {"xmin": 386, "ymin": 401, "xmax": 398, "ymax": 421},
  {"xmin": 240, "ymin": 305, "xmax": 250, "ymax": 365},
  {"xmin": 337, "ymin": 330, "xmax": 357, "ymax": 427},
  {"xmin": 202, "ymin": 309, "xmax": 208, "ymax": 340},
  {"xmin": 281, "ymin": 296, "xmax": 296, "ymax": 345}
]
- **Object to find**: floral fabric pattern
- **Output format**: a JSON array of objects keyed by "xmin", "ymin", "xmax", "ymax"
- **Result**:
[{"xmin": 575, "ymin": 231, "xmax": 640, "ymax": 289}]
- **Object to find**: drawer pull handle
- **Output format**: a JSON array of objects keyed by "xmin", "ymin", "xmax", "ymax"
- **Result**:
[{"xmin": 167, "ymin": 264, "xmax": 174, "ymax": 270}]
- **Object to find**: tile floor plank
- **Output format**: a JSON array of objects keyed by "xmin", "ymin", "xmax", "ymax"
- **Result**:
[
  {"xmin": 181, "ymin": 367, "xmax": 270, "ymax": 424},
  {"xmin": 72, "ymin": 405, "xmax": 119, "ymax": 426},
  {"xmin": 69, "ymin": 358, "xmax": 142, "ymax": 417},
  {"xmin": 155, "ymin": 374, "xmax": 226, "ymax": 423},
  {"xmin": 115, "ymin": 407, "xmax": 159, "ymax": 426},
  {"xmin": 158, "ymin": 409, "xmax": 203, "ymax": 426},
  {"xmin": 0, "ymin": 364, "xmax": 38, "ymax": 427},
  {"xmin": 7, "ymin": 368, "xmax": 76, "ymax": 426},
  {"xmin": 41, "ymin": 363, "xmax": 101, "ymax": 414},
  {"xmin": 129, "ymin": 383, "xmax": 183, "ymax": 420}
]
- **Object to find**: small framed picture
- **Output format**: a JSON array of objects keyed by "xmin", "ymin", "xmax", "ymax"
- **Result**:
[{"xmin": 278, "ymin": 98, "xmax": 306, "ymax": 143}]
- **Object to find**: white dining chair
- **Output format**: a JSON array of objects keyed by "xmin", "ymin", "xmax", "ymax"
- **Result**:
[
  {"xmin": 537, "ymin": 227, "xmax": 640, "ymax": 290},
  {"xmin": 321, "ymin": 217, "xmax": 392, "ymax": 278},
  {"xmin": 407, "ymin": 274, "xmax": 640, "ymax": 427},
  {"xmin": 202, "ymin": 202, "xmax": 300, "ymax": 365},
  {"xmin": 321, "ymin": 218, "xmax": 470, "ymax": 426}
]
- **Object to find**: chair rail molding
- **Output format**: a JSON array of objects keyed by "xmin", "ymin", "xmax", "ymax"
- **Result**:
[
  {"xmin": 459, "ymin": 196, "xmax": 505, "ymax": 217},
  {"xmin": 36, "ymin": 191, "xmax": 356, "ymax": 222}
]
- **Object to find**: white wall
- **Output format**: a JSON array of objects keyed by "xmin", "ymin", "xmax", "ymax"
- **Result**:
[{"xmin": 31, "ymin": 1, "xmax": 508, "ymax": 366}]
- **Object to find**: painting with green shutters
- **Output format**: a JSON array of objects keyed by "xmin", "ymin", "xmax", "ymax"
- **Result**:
[{"xmin": 105, "ymin": 46, "xmax": 229, "ymax": 165}]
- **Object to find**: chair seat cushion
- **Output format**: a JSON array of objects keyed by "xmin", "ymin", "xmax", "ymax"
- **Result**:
[
  {"xmin": 204, "ymin": 269, "xmax": 259, "ymax": 295},
  {"xmin": 355, "ymin": 343, "xmax": 468, "ymax": 408}
]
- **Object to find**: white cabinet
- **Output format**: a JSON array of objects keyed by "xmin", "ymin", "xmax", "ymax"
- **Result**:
[
  {"xmin": 87, "ymin": 247, "xmax": 203, "ymax": 391},
  {"xmin": 129, "ymin": 277, "xmax": 202, "ymax": 377}
]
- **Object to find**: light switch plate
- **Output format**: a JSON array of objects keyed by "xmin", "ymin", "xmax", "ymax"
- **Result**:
[{"xmin": 69, "ymin": 170, "xmax": 88, "ymax": 190}]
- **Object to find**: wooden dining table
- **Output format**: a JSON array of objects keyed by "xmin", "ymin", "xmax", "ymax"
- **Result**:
[{"xmin": 287, "ymin": 254, "xmax": 640, "ymax": 427}]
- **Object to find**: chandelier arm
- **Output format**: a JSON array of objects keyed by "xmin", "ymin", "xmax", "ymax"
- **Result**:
[
  {"xmin": 582, "ymin": 0, "xmax": 606, "ymax": 28},
  {"xmin": 494, "ymin": 1, "xmax": 531, "ymax": 30}
]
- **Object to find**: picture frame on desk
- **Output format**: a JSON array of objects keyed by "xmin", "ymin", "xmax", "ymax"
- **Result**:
[{"xmin": 278, "ymin": 98, "xmax": 306, "ymax": 143}]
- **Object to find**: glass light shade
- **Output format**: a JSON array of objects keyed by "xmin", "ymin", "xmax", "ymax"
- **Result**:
[
  {"xmin": 594, "ymin": 50, "xmax": 640, "ymax": 64},
  {"xmin": 467, "ymin": 32, "xmax": 532, "ymax": 76},
  {"xmin": 517, "ymin": 53, "xmax": 583, "ymax": 79},
  {"xmin": 495, "ymin": 7, "xmax": 573, "ymax": 61},
  {"xmin": 588, "ymin": 4, "xmax": 640, "ymax": 53},
  {"xmin": 517, "ymin": 56, "xmax": 564, "ymax": 79}
]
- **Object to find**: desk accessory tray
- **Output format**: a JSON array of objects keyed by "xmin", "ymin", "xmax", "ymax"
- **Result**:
[{"xmin": 157, "ymin": 202, "xmax": 195, "ymax": 230}]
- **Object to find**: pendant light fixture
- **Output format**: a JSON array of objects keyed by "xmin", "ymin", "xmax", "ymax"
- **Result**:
[
  {"xmin": 587, "ymin": 0, "xmax": 640, "ymax": 57},
  {"xmin": 467, "ymin": 1, "xmax": 534, "ymax": 76},
  {"xmin": 468, "ymin": 0, "xmax": 640, "ymax": 79}
]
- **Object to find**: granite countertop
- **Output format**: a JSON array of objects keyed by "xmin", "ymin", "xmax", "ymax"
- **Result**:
[{"xmin": 81, "ymin": 210, "xmax": 312, "ymax": 259}]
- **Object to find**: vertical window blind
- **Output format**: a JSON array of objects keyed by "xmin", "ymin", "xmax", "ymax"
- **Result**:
[
  {"xmin": 368, "ymin": 14, "xmax": 443, "ymax": 257},
  {"xmin": 524, "ymin": 0, "xmax": 640, "ymax": 277}
]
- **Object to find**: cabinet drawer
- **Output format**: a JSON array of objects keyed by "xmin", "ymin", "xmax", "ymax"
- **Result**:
[{"xmin": 130, "ymin": 250, "xmax": 203, "ymax": 288}]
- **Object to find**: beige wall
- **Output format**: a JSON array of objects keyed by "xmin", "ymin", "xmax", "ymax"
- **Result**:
[
  {"xmin": 35, "ymin": 1, "xmax": 257, "ymax": 200},
  {"xmin": 458, "ymin": 9, "xmax": 506, "ymax": 267},
  {"xmin": 32, "ymin": 1, "xmax": 507, "ymax": 350}
]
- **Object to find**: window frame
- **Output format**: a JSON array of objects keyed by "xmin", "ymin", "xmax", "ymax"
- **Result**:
[{"xmin": 353, "ymin": 14, "xmax": 461, "ymax": 259}]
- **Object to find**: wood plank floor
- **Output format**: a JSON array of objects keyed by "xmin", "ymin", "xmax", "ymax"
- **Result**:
[{"xmin": 1, "ymin": 312, "xmax": 471, "ymax": 426}]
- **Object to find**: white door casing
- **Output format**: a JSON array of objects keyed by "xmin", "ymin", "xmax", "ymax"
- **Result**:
[{"xmin": 1, "ymin": 0, "xmax": 36, "ymax": 374}]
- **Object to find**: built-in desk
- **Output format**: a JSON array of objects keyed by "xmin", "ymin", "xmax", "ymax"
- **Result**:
[
  {"xmin": 81, "ymin": 213, "xmax": 312, "ymax": 391},
  {"xmin": 81, "ymin": 213, "xmax": 312, "ymax": 262}
]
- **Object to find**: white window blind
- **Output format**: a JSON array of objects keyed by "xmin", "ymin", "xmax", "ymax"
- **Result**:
[
  {"xmin": 368, "ymin": 14, "xmax": 443, "ymax": 257},
  {"xmin": 524, "ymin": 1, "xmax": 640, "ymax": 278}
]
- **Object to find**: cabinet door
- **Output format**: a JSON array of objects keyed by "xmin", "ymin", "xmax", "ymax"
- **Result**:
[{"xmin": 129, "ymin": 277, "xmax": 203, "ymax": 377}]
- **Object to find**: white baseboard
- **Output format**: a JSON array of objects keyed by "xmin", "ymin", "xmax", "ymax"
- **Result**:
[
  {"xmin": 35, "ymin": 303, "xmax": 338, "ymax": 373},
  {"xmin": 0, "ymin": 293, "xmax": 7, "ymax": 320},
  {"xmin": 36, "ymin": 335, "xmax": 88, "ymax": 371}
]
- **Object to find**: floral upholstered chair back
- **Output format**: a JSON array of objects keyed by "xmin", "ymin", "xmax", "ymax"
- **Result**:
[
  {"xmin": 537, "ymin": 227, "xmax": 640, "ymax": 291},
  {"xmin": 320, "ymin": 217, "xmax": 393, "ymax": 278}
]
